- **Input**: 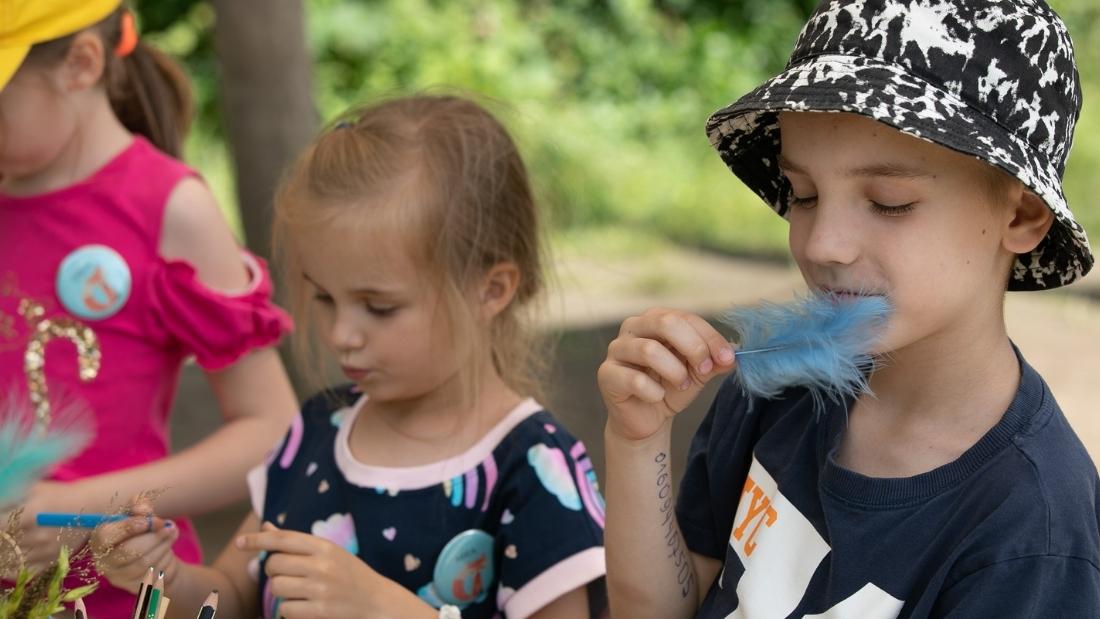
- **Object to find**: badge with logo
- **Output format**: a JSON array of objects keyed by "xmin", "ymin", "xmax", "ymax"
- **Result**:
[
  {"xmin": 417, "ymin": 529, "xmax": 495, "ymax": 609},
  {"xmin": 55, "ymin": 245, "xmax": 131, "ymax": 320}
]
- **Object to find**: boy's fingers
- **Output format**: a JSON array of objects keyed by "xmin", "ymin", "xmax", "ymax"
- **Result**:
[
  {"xmin": 608, "ymin": 338, "xmax": 690, "ymax": 389},
  {"xmin": 684, "ymin": 313, "xmax": 736, "ymax": 373},
  {"xmin": 643, "ymin": 310, "xmax": 718, "ymax": 375},
  {"xmin": 598, "ymin": 362, "xmax": 666, "ymax": 404}
]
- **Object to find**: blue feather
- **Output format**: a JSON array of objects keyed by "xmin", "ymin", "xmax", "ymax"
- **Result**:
[
  {"xmin": 0, "ymin": 400, "xmax": 90, "ymax": 508},
  {"xmin": 723, "ymin": 293, "xmax": 892, "ymax": 411}
]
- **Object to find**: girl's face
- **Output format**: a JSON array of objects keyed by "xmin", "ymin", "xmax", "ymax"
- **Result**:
[
  {"xmin": 0, "ymin": 61, "xmax": 77, "ymax": 181},
  {"xmin": 295, "ymin": 216, "xmax": 472, "ymax": 405},
  {"xmin": 779, "ymin": 112, "xmax": 1015, "ymax": 357}
]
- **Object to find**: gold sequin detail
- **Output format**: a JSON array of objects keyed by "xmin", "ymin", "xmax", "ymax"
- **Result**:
[{"xmin": 19, "ymin": 299, "xmax": 101, "ymax": 430}]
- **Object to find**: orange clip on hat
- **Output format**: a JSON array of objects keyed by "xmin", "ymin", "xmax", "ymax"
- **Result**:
[{"xmin": 0, "ymin": 0, "xmax": 123, "ymax": 90}]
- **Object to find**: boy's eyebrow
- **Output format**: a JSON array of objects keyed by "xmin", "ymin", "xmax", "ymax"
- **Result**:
[
  {"xmin": 848, "ymin": 163, "xmax": 934, "ymax": 179},
  {"xmin": 777, "ymin": 154, "xmax": 934, "ymax": 179}
]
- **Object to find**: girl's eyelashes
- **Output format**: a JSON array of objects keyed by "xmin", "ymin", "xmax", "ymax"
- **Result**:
[
  {"xmin": 312, "ymin": 290, "xmax": 399, "ymax": 317},
  {"xmin": 366, "ymin": 304, "xmax": 398, "ymax": 317}
]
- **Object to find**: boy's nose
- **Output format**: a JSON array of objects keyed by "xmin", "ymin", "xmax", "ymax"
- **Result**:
[{"xmin": 798, "ymin": 203, "xmax": 861, "ymax": 267}]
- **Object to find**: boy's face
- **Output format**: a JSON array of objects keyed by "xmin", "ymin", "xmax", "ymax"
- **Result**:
[{"xmin": 779, "ymin": 112, "xmax": 1016, "ymax": 356}]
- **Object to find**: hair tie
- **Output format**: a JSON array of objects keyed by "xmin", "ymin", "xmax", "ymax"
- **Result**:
[
  {"xmin": 334, "ymin": 120, "xmax": 354, "ymax": 130},
  {"xmin": 115, "ymin": 11, "xmax": 139, "ymax": 58}
]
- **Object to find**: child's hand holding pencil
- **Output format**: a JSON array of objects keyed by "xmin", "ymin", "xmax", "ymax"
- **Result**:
[{"xmin": 89, "ymin": 499, "xmax": 180, "ymax": 595}]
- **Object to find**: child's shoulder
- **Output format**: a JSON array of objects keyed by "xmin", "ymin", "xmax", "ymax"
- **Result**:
[
  {"xmin": 489, "ymin": 401, "xmax": 592, "ymax": 462},
  {"xmin": 299, "ymin": 384, "xmax": 362, "ymax": 428}
]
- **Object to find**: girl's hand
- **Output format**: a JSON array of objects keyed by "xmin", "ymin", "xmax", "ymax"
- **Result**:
[
  {"xmin": 598, "ymin": 308, "xmax": 735, "ymax": 442},
  {"xmin": 89, "ymin": 501, "xmax": 179, "ymax": 593},
  {"xmin": 236, "ymin": 523, "xmax": 424, "ymax": 619}
]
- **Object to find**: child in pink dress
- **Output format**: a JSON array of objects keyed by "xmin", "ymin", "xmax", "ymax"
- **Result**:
[{"xmin": 0, "ymin": 1, "xmax": 299, "ymax": 616}]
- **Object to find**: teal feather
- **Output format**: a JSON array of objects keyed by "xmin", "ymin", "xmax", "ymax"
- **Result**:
[
  {"xmin": 724, "ymin": 293, "xmax": 892, "ymax": 411},
  {"xmin": 0, "ymin": 401, "xmax": 90, "ymax": 508}
]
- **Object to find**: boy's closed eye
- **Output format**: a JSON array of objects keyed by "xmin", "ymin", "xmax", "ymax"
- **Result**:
[{"xmin": 788, "ymin": 193, "xmax": 916, "ymax": 216}]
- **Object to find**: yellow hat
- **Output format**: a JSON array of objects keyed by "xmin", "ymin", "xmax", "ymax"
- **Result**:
[{"xmin": 0, "ymin": 0, "xmax": 123, "ymax": 90}]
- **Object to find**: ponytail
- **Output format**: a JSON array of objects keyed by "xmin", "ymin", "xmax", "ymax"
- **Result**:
[
  {"xmin": 103, "ymin": 10, "xmax": 193, "ymax": 158},
  {"xmin": 24, "ymin": 7, "xmax": 194, "ymax": 158}
]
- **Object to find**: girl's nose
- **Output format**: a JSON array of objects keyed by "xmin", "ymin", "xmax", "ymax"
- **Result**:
[{"xmin": 327, "ymin": 312, "xmax": 365, "ymax": 352}]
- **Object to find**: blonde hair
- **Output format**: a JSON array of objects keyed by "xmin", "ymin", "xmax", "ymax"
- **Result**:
[{"xmin": 273, "ymin": 94, "xmax": 546, "ymax": 402}]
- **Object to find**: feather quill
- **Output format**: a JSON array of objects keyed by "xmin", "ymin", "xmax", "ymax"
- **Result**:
[{"xmin": 724, "ymin": 293, "xmax": 892, "ymax": 411}]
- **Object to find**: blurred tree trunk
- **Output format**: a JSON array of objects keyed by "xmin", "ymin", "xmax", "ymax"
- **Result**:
[
  {"xmin": 212, "ymin": 0, "xmax": 316, "ymax": 389},
  {"xmin": 211, "ymin": 0, "xmax": 317, "ymax": 264}
]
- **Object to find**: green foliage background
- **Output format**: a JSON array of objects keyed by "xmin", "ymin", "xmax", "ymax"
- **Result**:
[{"xmin": 136, "ymin": 0, "xmax": 1100, "ymax": 258}]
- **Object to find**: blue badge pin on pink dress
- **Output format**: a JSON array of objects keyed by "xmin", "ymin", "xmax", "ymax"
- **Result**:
[{"xmin": 56, "ymin": 245, "xmax": 131, "ymax": 320}]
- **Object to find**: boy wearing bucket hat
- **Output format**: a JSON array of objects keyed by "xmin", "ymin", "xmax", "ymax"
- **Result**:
[
  {"xmin": 599, "ymin": 0, "xmax": 1099, "ymax": 617},
  {"xmin": 0, "ymin": 1, "xmax": 297, "ymax": 616}
]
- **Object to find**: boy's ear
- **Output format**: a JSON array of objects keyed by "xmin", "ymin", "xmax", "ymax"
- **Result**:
[
  {"xmin": 477, "ymin": 262, "xmax": 521, "ymax": 321},
  {"xmin": 61, "ymin": 31, "xmax": 107, "ymax": 92},
  {"xmin": 1002, "ymin": 188, "xmax": 1054, "ymax": 255}
]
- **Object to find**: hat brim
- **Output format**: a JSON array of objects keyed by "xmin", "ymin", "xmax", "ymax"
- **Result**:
[
  {"xmin": 0, "ymin": 45, "xmax": 30, "ymax": 91},
  {"xmin": 707, "ymin": 54, "xmax": 1092, "ymax": 291}
]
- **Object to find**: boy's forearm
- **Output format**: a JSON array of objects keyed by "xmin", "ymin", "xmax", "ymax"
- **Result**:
[{"xmin": 605, "ymin": 423, "xmax": 700, "ymax": 619}]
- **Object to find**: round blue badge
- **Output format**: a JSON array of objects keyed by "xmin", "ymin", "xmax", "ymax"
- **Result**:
[
  {"xmin": 432, "ymin": 529, "xmax": 495, "ymax": 607},
  {"xmin": 55, "ymin": 245, "xmax": 131, "ymax": 320}
]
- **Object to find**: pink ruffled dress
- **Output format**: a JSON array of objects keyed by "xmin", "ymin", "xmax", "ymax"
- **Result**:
[{"xmin": 0, "ymin": 137, "xmax": 292, "ymax": 617}]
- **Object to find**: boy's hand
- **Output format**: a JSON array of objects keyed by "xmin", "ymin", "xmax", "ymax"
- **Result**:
[
  {"xmin": 236, "ymin": 522, "xmax": 414, "ymax": 619},
  {"xmin": 89, "ymin": 500, "xmax": 178, "ymax": 593},
  {"xmin": 598, "ymin": 308, "xmax": 735, "ymax": 442}
]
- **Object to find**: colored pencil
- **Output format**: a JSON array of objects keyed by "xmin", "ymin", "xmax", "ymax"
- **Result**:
[
  {"xmin": 74, "ymin": 597, "xmax": 87, "ymax": 619},
  {"xmin": 154, "ymin": 596, "xmax": 171, "ymax": 619},
  {"xmin": 35, "ymin": 512, "xmax": 128, "ymax": 528},
  {"xmin": 196, "ymin": 590, "xmax": 219, "ymax": 619},
  {"xmin": 145, "ymin": 570, "xmax": 165, "ymax": 619},
  {"xmin": 132, "ymin": 566, "xmax": 156, "ymax": 619}
]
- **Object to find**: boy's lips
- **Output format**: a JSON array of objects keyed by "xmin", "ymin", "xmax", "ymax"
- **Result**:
[{"xmin": 820, "ymin": 286, "xmax": 882, "ymax": 298}]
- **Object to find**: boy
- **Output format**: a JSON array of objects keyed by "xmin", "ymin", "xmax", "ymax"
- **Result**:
[{"xmin": 598, "ymin": 0, "xmax": 1100, "ymax": 617}]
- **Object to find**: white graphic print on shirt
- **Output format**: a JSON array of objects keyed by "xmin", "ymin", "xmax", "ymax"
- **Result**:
[{"xmin": 724, "ymin": 458, "xmax": 904, "ymax": 619}]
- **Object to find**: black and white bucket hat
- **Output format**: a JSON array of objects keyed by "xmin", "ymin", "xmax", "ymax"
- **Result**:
[{"xmin": 707, "ymin": 0, "xmax": 1092, "ymax": 290}]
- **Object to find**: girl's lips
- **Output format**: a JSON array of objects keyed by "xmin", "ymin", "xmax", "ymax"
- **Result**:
[{"xmin": 341, "ymin": 366, "xmax": 371, "ymax": 380}]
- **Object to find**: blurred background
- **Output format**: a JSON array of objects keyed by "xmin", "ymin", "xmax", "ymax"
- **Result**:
[{"xmin": 137, "ymin": 0, "xmax": 1100, "ymax": 556}]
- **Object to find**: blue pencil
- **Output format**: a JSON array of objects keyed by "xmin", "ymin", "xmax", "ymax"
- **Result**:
[{"xmin": 36, "ymin": 512, "xmax": 128, "ymax": 528}]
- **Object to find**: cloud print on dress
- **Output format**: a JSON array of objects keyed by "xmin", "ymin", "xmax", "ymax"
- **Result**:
[
  {"xmin": 527, "ymin": 443, "xmax": 581, "ymax": 510},
  {"xmin": 311, "ymin": 512, "xmax": 360, "ymax": 555}
]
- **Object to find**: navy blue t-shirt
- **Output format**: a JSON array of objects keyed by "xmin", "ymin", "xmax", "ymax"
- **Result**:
[
  {"xmin": 248, "ymin": 387, "xmax": 607, "ymax": 619},
  {"xmin": 677, "ymin": 353, "xmax": 1100, "ymax": 618}
]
